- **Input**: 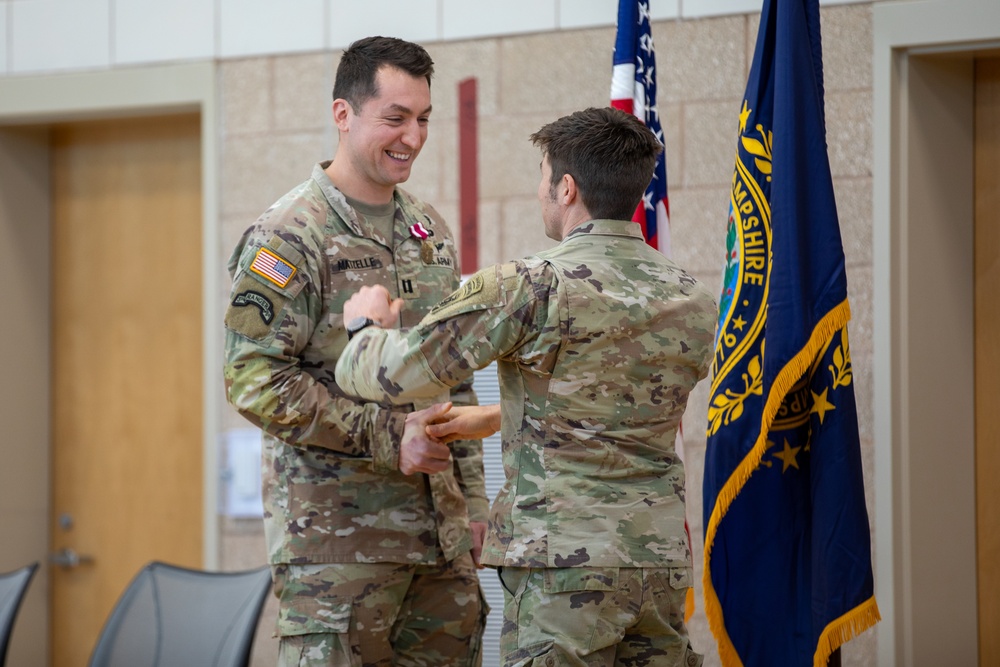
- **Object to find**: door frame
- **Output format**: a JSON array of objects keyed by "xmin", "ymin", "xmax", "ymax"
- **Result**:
[
  {"xmin": 873, "ymin": 1, "xmax": 1000, "ymax": 664},
  {"xmin": 0, "ymin": 64, "xmax": 221, "ymax": 649}
]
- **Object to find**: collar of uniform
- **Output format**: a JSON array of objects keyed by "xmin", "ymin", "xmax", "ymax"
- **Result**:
[
  {"xmin": 311, "ymin": 161, "xmax": 394, "ymax": 246},
  {"xmin": 562, "ymin": 218, "xmax": 645, "ymax": 243}
]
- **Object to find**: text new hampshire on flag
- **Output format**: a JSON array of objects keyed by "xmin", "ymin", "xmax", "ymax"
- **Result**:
[{"xmin": 702, "ymin": 0, "xmax": 880, "ymax": 665}]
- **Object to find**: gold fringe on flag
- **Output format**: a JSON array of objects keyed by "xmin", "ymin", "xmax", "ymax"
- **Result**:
[{"xmin": 813, "ymin": 597, "xmax": 882, "ymax": 667}]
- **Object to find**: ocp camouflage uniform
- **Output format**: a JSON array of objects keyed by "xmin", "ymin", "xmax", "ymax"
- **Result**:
[
  {"xmin": 224, "ymin": 163, "xmax": 487, "ymax": 666},
  {"xmin": 336, "ymin": 219, "xmax": 717, "ymax": 666}
]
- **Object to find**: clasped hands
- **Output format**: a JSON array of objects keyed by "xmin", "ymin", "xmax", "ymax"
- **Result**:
[
  {"xmin": 401, "ymin": 402, "xmax": 502, "ymax": 475},
  {"xmin": 403, "ymin": 402, "xmax": 496, "ymax": 569},
  {"xmin": 342, "ymin": 285, "xmax": 501, "ymax": 476}
]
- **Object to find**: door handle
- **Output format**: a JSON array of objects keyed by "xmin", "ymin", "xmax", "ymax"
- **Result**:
[{"xmin": 50, "ymin": 548, "xmax": 94, "ymax": 569}]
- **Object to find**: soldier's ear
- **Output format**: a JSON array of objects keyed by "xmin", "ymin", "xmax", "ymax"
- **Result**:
[
  {"xmin": 332, "ymin": 99, "xmax": 352, "ymax": 131},
  {"xmin": 560, "ymin": 173, "xmax": 577, "ymax": 206}
]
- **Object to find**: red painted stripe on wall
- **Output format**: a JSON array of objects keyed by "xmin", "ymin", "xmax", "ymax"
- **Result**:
[{"xmin": 458, "ymin": 77, "xmax": 478, "ymax": 274}]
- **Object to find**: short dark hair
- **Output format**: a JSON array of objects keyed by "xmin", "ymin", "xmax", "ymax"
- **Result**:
[
  {"xmin": 333, "ymin": 36, "xmax": 435, "ymax": 111},
  {"xmin": 530, "ymin": 107, "xmax": 663, "ymax": 221}
]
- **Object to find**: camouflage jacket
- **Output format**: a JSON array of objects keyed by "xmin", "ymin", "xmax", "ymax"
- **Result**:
[
  {"xmin": 223, "ymin": 163, "xmax": 487, "ymax": 565},
  {"xmin": 336, "ymin": 219, "xmax": 718, "ymax": 568}
]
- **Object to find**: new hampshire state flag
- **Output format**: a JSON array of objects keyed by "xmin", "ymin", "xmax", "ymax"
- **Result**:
[{"xmin": 702, "ymin": 0, "xmax": 881, "ymax": 665}]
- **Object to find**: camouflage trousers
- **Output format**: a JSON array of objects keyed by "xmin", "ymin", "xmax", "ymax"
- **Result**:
[
  {"xmin": 273, "ymin": 554, "xmax": 487, "ymax": 667},
  {"xmin": 497, "ymin": 566, "xmax": 702, "ymax": 667}
]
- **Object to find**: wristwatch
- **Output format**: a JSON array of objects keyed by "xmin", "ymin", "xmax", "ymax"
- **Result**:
[{"xmin": 345, "ymin": 316, "xmax": 380, "ymax": 340}]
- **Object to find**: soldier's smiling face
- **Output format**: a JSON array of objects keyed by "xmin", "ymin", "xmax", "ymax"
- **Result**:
[{"xmin": 337, "ymin": 65, "xmax": 432, "ymax": 200}]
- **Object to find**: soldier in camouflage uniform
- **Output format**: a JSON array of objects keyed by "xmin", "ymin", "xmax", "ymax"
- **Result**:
[
  {"xmin": 334, "ymin": 107, "xmax": 716, "ymax": 666},
  {"xmin": 223, "ymin": 36, "xmax": 487, "ymax": 667}
]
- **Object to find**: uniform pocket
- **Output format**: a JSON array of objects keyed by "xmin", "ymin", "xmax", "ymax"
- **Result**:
[
  {"xmin": 277, "ymin": 597, "xmax": 351, "ymax": 636},
  {"xmin": 656, "ymin": 566, "xmax": 693, "ymax": 592},
  {"xmin": 276, "ymin": 597, "xmax": 358, "ymax": 667},
  {"xmin": 497, "ymin": 566, "xmax": 529, "ymax": 598},
  {"xmin": 542, "ymin": 567, "xmax": 618, "ymax": 593}
]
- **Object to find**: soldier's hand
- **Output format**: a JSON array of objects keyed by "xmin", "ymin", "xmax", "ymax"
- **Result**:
[
  {"xmin": 399, "ymin": 402, "xmax": 453, "ymax": 475},
  {"xmin": 426, "ymin": 404, "xmax": 501, "ymax": 443},
  {"xmin": 344, "ymin": 284, "xmax": 404, "ymax": 327}
]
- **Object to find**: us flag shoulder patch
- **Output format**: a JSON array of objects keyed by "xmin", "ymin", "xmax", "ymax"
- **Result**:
[{"xmin": 250, "ymin": 247, "xmax": 296, "ymax": 288}]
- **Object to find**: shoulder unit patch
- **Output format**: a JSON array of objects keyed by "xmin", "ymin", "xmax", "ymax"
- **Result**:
[
  {"xmin": 232, "ymin": 290, "xmax": 274, "ymax": 324},
  {"xmin": 426, "ymin": 268, "xmax": 502, "ymax": 323}
]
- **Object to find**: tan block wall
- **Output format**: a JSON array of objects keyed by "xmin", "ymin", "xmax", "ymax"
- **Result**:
[{"xmin": 217, "ymin": 4, "xmax": 877, "ymax": 665}]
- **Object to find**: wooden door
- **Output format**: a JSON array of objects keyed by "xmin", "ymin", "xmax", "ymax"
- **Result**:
[
  {"xmin": 975, "ymin": 56, "xmax": 1000, "ymax": 667},
  {"xmin": 50, "ymin": 114, "xmax": 203, "ymax": 666}
]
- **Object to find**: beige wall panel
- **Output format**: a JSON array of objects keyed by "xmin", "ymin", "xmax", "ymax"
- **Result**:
[
  {"xmin": 821, "ymin": 4, "xmax": 874, "ymax": 92},
  {"xmin": 662, "ymin": 100, "xmax": 684, "ymax": 187},
  {"xmin": 431, "ymin": 117, "xmax": 460, "ymax": 204},
  {"xmin": 668, "ymin": 185, "xmax": 731, "ymax": 274},
  {"xmin": 476, "ymin": 200, "xmax": 503, "ymax": 270},
  {"xmin": 273, "ymin": 53, "xmax": 338, "ymax": 133},
  {"xmin": 222, "ymin": 59, "xmax": 275, "ymax": 135},
  {"xmin": 826, "ymin": 90, "xmax": 873, "ymax": 178},
  {"xmin": 834, "ymin": 177, "xmax": 874, "ymax": 269},
  {"xmin": 425, "ymin": 40, "xmax": 501, "ymax": 120},
  {"xmin": 851, "ymin": 351, "xmax": 875, "ymax": 446},
  {"xmin": 654, "ymin": 15, "xmax": 748, "ymax": 103},
  {"xmin": 846, "ymin": 264, "xmax": 874, "ymax": 361},
  {"xmin": 221, "ymin": 130, "xmax": 328, "ymax": 220},
  {"xmin": 681, "ymin": 99, "xmax": 741, "ymax": 187},
  {"xmin": 498, "ymin": 28, "xmax": 614, "ymax": 116},
  {"xmin": 477, "ymin": 113, "xmax": 560, "ymax": 199}
]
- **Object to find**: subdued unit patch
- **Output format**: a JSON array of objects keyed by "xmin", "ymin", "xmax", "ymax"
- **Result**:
[
  {"xmin": 429, "ymin": 270, "xmax": 499, "ymax": 321},
  {"xmin": 225, "ymin": 275, "xmax": 288, "ymax": 341},
  {"xmin": 232, "ymin": 290, "xmax": 275, "ymax": 324}
]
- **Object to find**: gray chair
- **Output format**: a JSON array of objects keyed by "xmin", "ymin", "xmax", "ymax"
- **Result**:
[
  {"xmin": 88, "ymin": 561, "xmax": 271, "ymax": 667},
  {"xmin": 0, "ymin": 562, "xmax": 38, "ymax": 667}
]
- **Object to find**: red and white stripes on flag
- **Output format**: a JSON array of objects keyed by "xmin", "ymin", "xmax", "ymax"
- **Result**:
[{"xmin": 610, "ymin": 0, "xmax": 671, "ymax": 256}]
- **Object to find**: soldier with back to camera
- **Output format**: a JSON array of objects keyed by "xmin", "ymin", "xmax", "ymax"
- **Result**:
[{"xmin": 335, "ymin": 106, "xmax": 716, "ymax": 667}]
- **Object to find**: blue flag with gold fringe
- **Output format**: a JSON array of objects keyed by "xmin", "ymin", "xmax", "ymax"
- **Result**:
[{"xmin": 702, "ymin": 0, "xmax": 881, "ymax": 665}]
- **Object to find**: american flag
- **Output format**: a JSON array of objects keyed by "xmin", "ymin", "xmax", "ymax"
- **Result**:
[
  {"xmin": 250, "ymin": 247, "xmax": 296, "ymax": 287},
  {"xmin": 610, "ymin": 0, "xmax": 670, "ymax": 256}
]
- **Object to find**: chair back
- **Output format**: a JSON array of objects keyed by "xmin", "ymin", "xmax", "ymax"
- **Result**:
[
  {"xmin": 0, "ymin": 562, "xmax": 39, "ymax": 667},
  {"xmin": 89, "ymin": 561, "xmax": 271, "ymax": 667}
]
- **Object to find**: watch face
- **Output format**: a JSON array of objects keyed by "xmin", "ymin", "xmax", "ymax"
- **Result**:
[{"xmin": 346, "ymin": 316, "xmax": 372, "ymax": 332}]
